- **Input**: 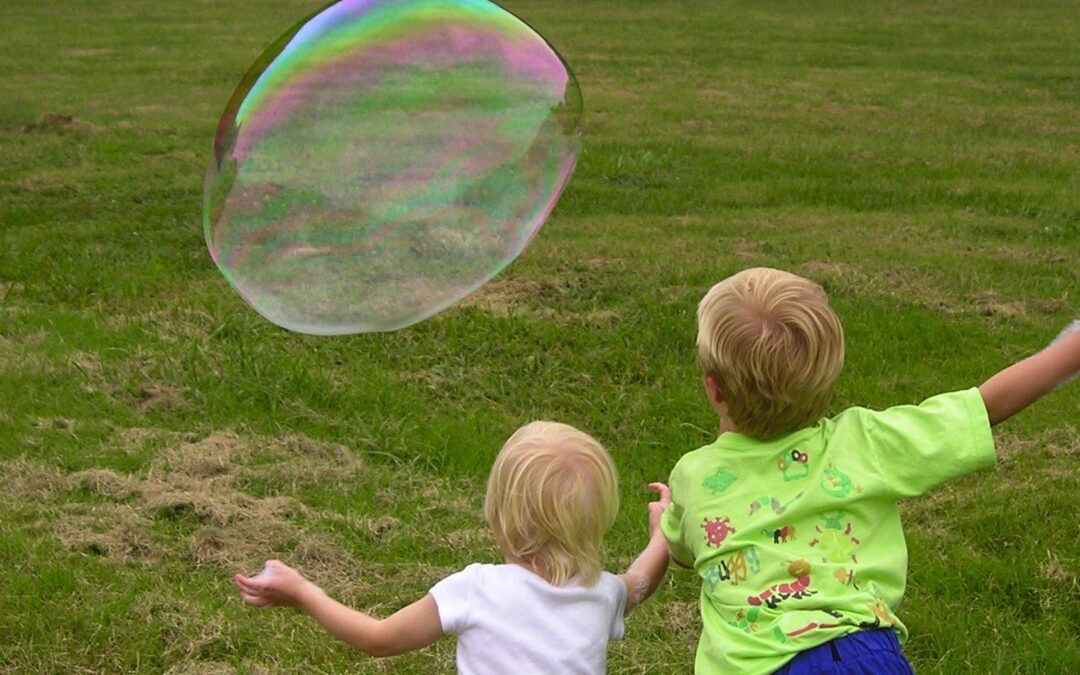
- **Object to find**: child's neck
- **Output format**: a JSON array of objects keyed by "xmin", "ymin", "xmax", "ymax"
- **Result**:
[
  {"xmin": 712, "ymin": 399, "xmax": 741, "ymax": 436},
  {"xmin": 718, "ymin": 416, "xmax": 740, "ymax": 435},
  {"xmin": 503, "ymin": 552, "xmax": 551, "ymax": 582}
]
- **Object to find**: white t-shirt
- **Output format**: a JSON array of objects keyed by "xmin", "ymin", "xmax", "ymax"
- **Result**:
[{"xmin": 429, "ymin": 563, "xmax": 627, "ymax": 675}]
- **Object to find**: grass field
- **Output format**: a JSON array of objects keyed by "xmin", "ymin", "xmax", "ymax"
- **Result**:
[{"xmin": 2, "ymin": 0, "xmax": 1079, "ymax": 672}]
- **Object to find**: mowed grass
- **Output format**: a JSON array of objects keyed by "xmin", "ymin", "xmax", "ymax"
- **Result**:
[{"xmin": 1, "ymin": 0, "xmax": 1078, "ymax": 672}]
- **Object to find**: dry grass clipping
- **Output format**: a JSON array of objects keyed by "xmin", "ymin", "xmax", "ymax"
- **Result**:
[{"xmin": 1, "ymin": 428, "xmax": 367, "ymax": 578}]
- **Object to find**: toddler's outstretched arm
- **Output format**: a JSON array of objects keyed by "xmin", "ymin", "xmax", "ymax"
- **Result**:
[
  {"xmin": 619, "ymin": 482, "xmax": 671, "ymax": 614},
  {"xmin": 233, "ymin": 560, "xmax": 443, "ymax": 657},
  {"xmin": 979, "ymin": 320, "xmax": 1080, "ymax": 426}
]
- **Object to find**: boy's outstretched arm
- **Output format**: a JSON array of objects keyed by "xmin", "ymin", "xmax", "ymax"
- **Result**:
[
  {"xmin": 234, "ymin": 560, "xmax": 443, "ymax": 657},
  {"xmin": 619, "ymin": 482, "xmax": 671, "ymax": 615},
  {"xmin": 979, "ymin": 321, "xmax": 1080, "ymax": 426}
]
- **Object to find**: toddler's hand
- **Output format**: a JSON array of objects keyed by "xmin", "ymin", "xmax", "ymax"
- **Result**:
[
  {"xmin": 645, "ymin": 482, "xmax": 671, "ymax": 538},
  {"xmin": 233, "ymin": 560, "xmax": 319, "ymax": 608}
]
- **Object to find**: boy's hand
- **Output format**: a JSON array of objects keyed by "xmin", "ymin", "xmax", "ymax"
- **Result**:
[
  {"xmin": 1051, "ymin": 319, "xmax": 1080, "ymax": 346},
  {"xmin": 233, "ymin": 559, "xmax": 320, "ymax": 608},
  {"xmin": 646, "ymin": 482, "xmax": 671, "ymax": 539},
  {"xmin": 1051, "ymin": 320, "xmax": 1080, "ymax": 386},
  {"xmin": 979, "ymin": 319, "xmax": 1080, "ymax": 426},
  {"xmin": 618, "ymin": 483, "xmax": 673, "ymax": 614}
]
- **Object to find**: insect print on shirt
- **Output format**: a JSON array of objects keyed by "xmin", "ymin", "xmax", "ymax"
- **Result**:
[
  {"xmin": 702, "ymin": 516, "xmax": 736, "ymax": 548},
  {"xmin": 775, "ymin": 448, "xmax": 810, "ymax": 481},
  {"xmin": 808, "ymin": 511, "xmax": 860, "ymax": 564},
  {"xmin": 748, "ymin": 491, "xmax": 804, "ymax": 517},
  {"xmin": 747, "ymin": 559, "xmax": 817, "ymax": 609},
  {"xmin": 729, "ymin": 605, "xmax": 762, "ymax": 633},
  {"xmin": 701, "ymin": 468, "xmax": 737, "ymax": 495}
]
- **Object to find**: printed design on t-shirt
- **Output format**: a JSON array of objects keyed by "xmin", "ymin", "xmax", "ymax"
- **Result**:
[
  {"xmin": 783, "ymin": 609, "xmax": 844, "ymax": 639},
  {"xmin": 833, "ymin": 567, "xmax": 860, "ymax": 589},
  {"xmin": 703, "ymin": 545, "xmax": 762, "ymax": 590},
  {"xmin": 747, "ymin": 491, "xmax": 804, "ymax": 516},
  {"xmin": 820, "ymin": 463, "xmax": 862, "ymax": 499},
  {"xmin": 775, "ymin": 448, "xmax": 810, "ymax": 481},
  {"xmin": 807, "ymin": 511, "xmax": 860, "ymax": 564},
  {"xmin": 701, "ymin": 468, "xmax": 737, "ymax": 494},
  {"xmin": 730, "ymin": 605, "xmax": 839, "ymax": 643},
  {"xmin": 701, "ymin": 516, "xmax": 736, "ymax": 548},
  {"xmin": 747, "ymin": 559, "xmax": 816, "ymax": 609},
  {"xmin": 729, "ymin": 605, "xmax": 762, "ymax": 633},
  {"xmin": 762, "ymin": 524, "xmax": 796, "ymax": 544},
  {"xmin": 858, "ymin": 597, "xmax": 898, "ymax": 629}
]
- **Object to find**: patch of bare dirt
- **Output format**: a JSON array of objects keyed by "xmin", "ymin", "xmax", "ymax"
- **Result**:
[
  {"xmin": 54, "ymin": 503, "xmax": 159, "ymax": 561},
  {"xmin": 70, "ymin": 468, "xmax": 139, "ymax": 500},
  {"xmin": 965, "ymin": 291, "xmax": 1026, "ymax": 319},
  {"xmin": 656, "ymin": 600, "xmax": 700, "ymax": 634},
  {"xmin": 1039, "ymin": 550, "xmax": 1078, "ymax": 591},
  {"xmin": 22, "ymin": 113, "xmax": 100, "ymax": 133},
  {"xmin": 34, "ymin": 417, "xmax": 76, "ymax": 431},
  {"xmin": 443, "ymin": 528, "xmax": 495, "ymax": 554},
  {"xmin": 162, "ymin": 663, "xmax": 237, "ymax": 675},
  {"xmin": 1, "ymin": 429, "xmax": 367, "ymax": 573},
  {"xmin": 70, "ymin": 350, "xmax": 103, "ymax": 377},
  {"xmin": 797, "ymin": 261, "xmax": 1062, "ymax": 322},
  {"xmin": 135, "ymin": 382, "xmax": 189, "ymax": 412},
  {"xmin": 0, "ymin": 459, "xmax": 70, "ymax": 499},
  {"xmin": 457, "ymin": 272, "xmax": 624, "ymax": 326},
  {"xmin": 458, "ymin": 274, "xmax": 577, "ymax": 319},
  {"xmin": 995, "ymin": 428, "xmax": 1080, "ymax": 462}
]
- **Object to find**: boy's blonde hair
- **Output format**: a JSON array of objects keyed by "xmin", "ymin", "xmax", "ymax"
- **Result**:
[
  {"xmin": 697, "ymin": 267, "xmax": 844, "ymax": 440},
  {"xmin": 484, "ymin": 421, "xmax": 619, "ymax": 587}
]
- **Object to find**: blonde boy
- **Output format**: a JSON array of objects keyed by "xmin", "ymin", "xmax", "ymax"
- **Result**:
[
  {"xmin": 236, "ymin": 421, "xmax": 670, "ymax": 674},
  {"xmin": 661, "ymin": 267, "xmax": 1080, "ymax": 674}
]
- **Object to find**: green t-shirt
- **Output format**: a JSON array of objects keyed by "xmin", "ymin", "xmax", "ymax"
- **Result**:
[{"xmin": 660, "ymin": 388, "xmax": 995, "ymax": 674}]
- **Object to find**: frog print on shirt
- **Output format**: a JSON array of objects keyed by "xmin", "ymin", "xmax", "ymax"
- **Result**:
[{"xmin": 775, "ymin": 448, "xmax": 810, "ymax": 481}]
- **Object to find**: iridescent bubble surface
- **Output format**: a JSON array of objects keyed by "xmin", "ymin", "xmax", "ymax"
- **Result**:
[{"xmin": 204, "ymin": 0, "xmax": 582, "ymax": 334}]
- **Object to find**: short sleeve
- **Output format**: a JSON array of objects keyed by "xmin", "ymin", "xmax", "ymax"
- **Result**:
[
  {"xmin": 660, "ymin": 470, "xmax": 696, "ymax": 568},
  {"xmin": 603, "ymin": 573, "xmax": 628, "ymax": 641},
  {"xmin": 858, "ymin": 388, "xmax": 996, "ymax": 497},
  {"xmin": 429, "ymin": 565, "xmax": 477, "ymax": 635}
]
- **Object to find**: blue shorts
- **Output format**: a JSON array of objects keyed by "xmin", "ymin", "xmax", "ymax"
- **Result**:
[{"xmin": 773, "ymin": 629, "xmax": 914, "ymax": 675}]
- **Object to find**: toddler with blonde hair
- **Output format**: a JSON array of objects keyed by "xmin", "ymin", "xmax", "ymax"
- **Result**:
[
  {"xmin": 661, "ymin": 267, "xmax": 1080, "ymax": 674},
  {"xmin": 235, "ymin": 420, "xmax": 670, "ymax": 674}
]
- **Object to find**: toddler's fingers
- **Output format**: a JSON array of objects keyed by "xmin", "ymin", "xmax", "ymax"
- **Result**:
[
  {"xmin": 264, "ymin": 559, "xmax": 290, "ymax": 575},
  {"xmin": 240, "ymin": 592, "xmax": 273, "ymax": 607},
  {"xmin": 233, "ymin": 574, "xmax": 265, "ymax": 594},
  {"xmin": 646, "ymin": 482, "xmax": 671, "ymax": 504}
]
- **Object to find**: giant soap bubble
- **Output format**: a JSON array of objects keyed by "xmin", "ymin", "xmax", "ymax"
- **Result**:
[{"xmin": 204, "ymin": 0, "xmax": 582, "ymax": 334}]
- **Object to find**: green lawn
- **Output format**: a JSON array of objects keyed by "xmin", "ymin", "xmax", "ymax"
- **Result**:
[{"xmin": 2, "ymin": 0, "xmax": 1078, "ymax": 673}]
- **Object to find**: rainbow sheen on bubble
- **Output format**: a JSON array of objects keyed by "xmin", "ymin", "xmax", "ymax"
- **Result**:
[{"xmin": 204, "ymin": 0, "xmax": 581, "ymax": 334}]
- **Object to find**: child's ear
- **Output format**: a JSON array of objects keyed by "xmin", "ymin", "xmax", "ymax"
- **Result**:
[{"xmin": 703, "ymin": 375, "xmax": 725, "ymax": 409}]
